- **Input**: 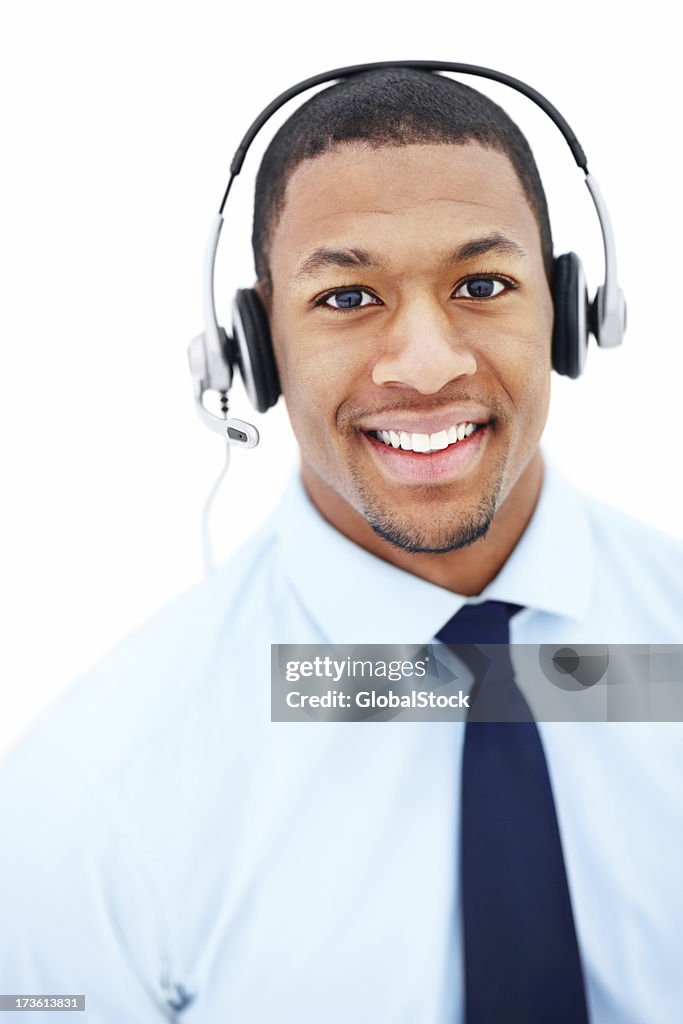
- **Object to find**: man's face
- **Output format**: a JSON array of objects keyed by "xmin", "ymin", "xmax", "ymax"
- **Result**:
[{"xmin": 264, "ymin": 142, "xmax": 554, "ymax": 553}]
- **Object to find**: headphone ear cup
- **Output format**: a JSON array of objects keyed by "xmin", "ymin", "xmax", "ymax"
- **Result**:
[
  {"xmin": 232, "ymin": 288, "xmax": 281, "ymax": 413},
  {"xmin": 551, "ymin": 253, "xmax": 588, "ymax": 379}
]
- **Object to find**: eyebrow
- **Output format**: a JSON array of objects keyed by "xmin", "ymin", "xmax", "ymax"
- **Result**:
[
  {"xmin": 450, "ymin": 232, "xmax": 527, "ymax": 263},
  {"xmin": 294, "ymin": 246, "xmax": 382, "ymax": 280},
  {"xmin": 293, "ymin": 232, "xmax": 527, "ymax": 281}
]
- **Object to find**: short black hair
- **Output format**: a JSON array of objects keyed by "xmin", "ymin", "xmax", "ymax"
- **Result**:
[{"xmin": 252, "ymin": 68, "xmax": 553, "ymax": 289}]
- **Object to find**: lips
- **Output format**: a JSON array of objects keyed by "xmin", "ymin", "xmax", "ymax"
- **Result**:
[{"xmin": 362, "ymin": 421, "xmax": 490, "ymax": 484}]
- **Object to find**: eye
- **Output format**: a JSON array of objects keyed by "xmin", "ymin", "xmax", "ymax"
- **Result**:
[
  {"xmin": 453, "ymin": 276, "xmax": 512, "ymax": 300},
  {"xmin": 315, "ymin": 288, "xmax": 381, "ymax": 311}
]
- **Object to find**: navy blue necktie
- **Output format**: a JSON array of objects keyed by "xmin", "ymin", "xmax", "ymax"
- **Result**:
[{"xmin": 437, "ymin": 601, "xmax": 590, "ymax": 1024}]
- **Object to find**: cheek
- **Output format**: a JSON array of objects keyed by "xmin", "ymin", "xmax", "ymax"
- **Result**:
[
  {"xmin": 481, "ymin": 308, "xmax": 552, "ymax": 436},
  {"xmin": 512, "ymin": 350, "xmax": 551, "ymax": 425},
  {"xmin": 272, "ymin": 310, "xmax": 364, "ymax": 424},
  {"xmin": 270, "ymin": 334, "xmax": 339, "ymax": 472},
  {"xmin": 509, "ymin": 343, "xmax": 552, "ymax": 444}
]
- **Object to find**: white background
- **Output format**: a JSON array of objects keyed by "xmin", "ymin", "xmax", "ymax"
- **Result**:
[{"xmin": 1, "ymin": 1, "xmax": 680, "ymax": 755}]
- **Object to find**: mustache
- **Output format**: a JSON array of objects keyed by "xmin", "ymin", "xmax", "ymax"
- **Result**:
[{"xmin": 337, "ymin": 389, "xmax": 507, "ymax": 430}]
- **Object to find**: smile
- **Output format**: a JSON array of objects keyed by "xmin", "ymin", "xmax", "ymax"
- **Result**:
[
  {"xmin": 367, "ymin": 422, "xmax": 480, "ymax": 454},
  {"xmin": 361, "ymin": 421, "xmax": 490, "ymax": 485}
]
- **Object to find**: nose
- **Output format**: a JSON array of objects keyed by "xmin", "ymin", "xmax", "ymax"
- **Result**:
[{"xmin": 371, "ymin": 294, "xmax": 477, "ymax": 394}]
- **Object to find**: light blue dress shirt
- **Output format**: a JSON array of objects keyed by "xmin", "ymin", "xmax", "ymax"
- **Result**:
[{"xmin": 1, "ymin": 457, "xmax": 682, "ymax": 1023}]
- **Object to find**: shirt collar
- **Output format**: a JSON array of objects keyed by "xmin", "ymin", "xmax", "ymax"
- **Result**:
[
  {"xmin": 276, "ymin": 452, "xmax": 594, "ymax": 643},
  {"xmin": 478, "ymin": 455, "xmax": 594, "ymax": 621}
]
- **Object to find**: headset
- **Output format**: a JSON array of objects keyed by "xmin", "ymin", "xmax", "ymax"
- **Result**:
[{"xmin": 188, "ymin": 60, "xmax": 627, "ymax": 455}]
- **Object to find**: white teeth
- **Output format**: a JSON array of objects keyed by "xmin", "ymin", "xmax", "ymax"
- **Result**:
[
  {"xmin": 412, "ymin": 433, "xmax": 431, "ymax": 453},
  {"xmin": 430, "ymin": 430, "xmax": 449, "ymax": 450},
  {"xmin": 373, "ymin": 423, "xmax": 480, "ymax": 453}
]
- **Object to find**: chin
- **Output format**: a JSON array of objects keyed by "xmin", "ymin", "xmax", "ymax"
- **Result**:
[
  {"xmin": 358, "ymin": 490, "xmax": 499, "ymax": 555},
  {"xmin": 348, "ymin": 448, "xmax": 509, "ymax": 550}
]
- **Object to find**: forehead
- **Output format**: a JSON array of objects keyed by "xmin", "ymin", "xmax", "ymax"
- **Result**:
[{"xmin": 268, "ymin": 142, "xmax": 543, "ymax": 283}]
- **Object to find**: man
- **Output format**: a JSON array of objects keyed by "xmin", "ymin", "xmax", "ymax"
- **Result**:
[{"xmin": 1, "ymin": 68, "xmax": 682, "ymax": 1023}]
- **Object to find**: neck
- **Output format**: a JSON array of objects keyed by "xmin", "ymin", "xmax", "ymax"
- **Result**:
[{"xmin": 300, "ymin": 450, "xmax": 545, "ymax": 596}]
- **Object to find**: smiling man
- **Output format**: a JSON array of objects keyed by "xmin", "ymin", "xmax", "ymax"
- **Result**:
[{"xmin": 1, "ymin": 67, "xmax": 683, "ymax": 1024}]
